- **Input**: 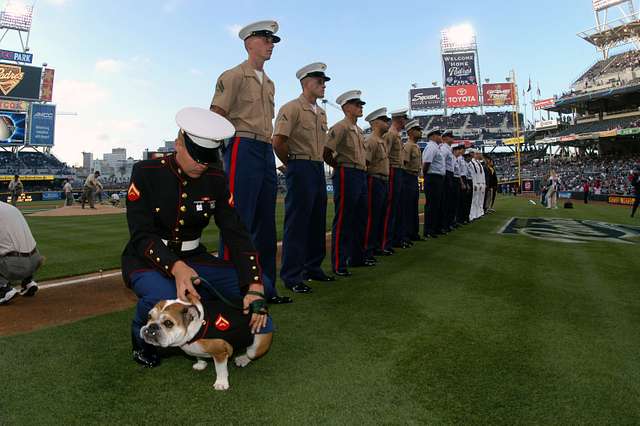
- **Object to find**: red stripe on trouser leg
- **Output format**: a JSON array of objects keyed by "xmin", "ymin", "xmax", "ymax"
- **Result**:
[
  {"xmin": 334, "ymin": 167, "xmax": 345, "ymax": 270},
  {"xmin": 382, "ymin": 168, "xmax": 394, "ymax": 247},
  {"xmin": 363, "ymin": 175, "xmax": 373, "ymax": 249},
  {"xmin": 228, "ymin": 137, "xmax": 241, "ymax": 207}
]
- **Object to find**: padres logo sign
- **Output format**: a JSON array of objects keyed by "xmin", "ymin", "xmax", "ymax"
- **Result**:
[
  {"xmin": 0, "ymin": 65, "xmax": 25, "ymax": 96},
  {"xmin": 499, "ymin": 217, "xmax": 640, "ymax": 244}
]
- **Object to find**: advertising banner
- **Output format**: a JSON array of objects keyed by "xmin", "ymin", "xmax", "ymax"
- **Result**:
[
  {"xmin": 482, "ymin": 83, "xmax": 515, "ymax": 106},
  {"xmin": 608, "ymin": 195, "xmax": 635, "ymax": 205},
  {"xmin": 0, "ymin": 64, "xmax": 42, "ymax": 100},
  {"xmin": 534, "ymin": 98, "xmax": 555, "ymax": 110},
  {"xmin": 503, "ymin": 136, "xmax": 525, "ymax": 145},
  {"xmin": 0, "ymin": 110, "xmax": 26, "ymax": 143},
  {"xmin": 598, "ymin": 129, "xmax": 617, "ymax": 138},
  {"xmin": 442, "ymin": 53, "xmax": 477, "ymax": 86},
  {"xmin": 42, "ymin": 191, "xmax": 62, "ymax": 201},
  {"xmin": 40, "ymin": 68, "xmax": 55, "ymax": 102},
  {"xmin": 559, "ymin": 135, "xmax": 576, "ymax": 142},
  {"xmin": 409, "ymin": 87, "xmax": 442, "ymax": 109},
  {"xmin": 618, "ymin": 127, "xmax": 640, "ymax": 136},
  {"xmin": 0, "ymin": 99, "xmax": 28, "ymax": 111},
  {"xmin": 29, "ymin": 103, "xmax": 56, "ymax": 146},
  {"xmin": 0, "ymin": 49, "xmax": 33, "ymax": 63},
  {"xmin": 535, "ymin": 119, "xmax": 558, "ymax": 130},
  {"xmin": 445, "ymin": 84, "xmax": 479, "ymax": 108}
]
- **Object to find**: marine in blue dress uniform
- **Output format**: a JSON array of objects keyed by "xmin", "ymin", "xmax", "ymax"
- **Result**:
[
  {"xmin": 273, "ymin": 63, "xmax": 335, "ymax": 294},
  {"xmin": 122, "ymin": 108, "xmax": 272, "ymax": 367},
  {"xmin": 210, "ymin": 20, "xmax": 290, "ymax": 305}
]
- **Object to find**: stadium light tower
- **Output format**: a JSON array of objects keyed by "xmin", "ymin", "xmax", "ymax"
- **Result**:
[
  {"xmin": 0, "ymin": 0, "xmax": 34, "ymax": 53},
  {"xmin": 578, "ymin": 0, "xmax": 640, "ymax": 58}
]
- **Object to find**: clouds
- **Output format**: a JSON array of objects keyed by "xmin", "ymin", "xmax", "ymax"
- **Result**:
[
  {"xmin": 54, "ymin": 80, "xmax": 110, "ymax": 110},
  {"xmin": 226, "ymin": 24, "xmax": 242, "ymax": 39},
  {"xmin": 95, "ymin": 59, "xmax": 125, "ymax": 74}
]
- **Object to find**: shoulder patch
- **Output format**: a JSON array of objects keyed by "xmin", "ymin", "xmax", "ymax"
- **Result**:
[
  {"xmin": 127, "ymin": 182, "xmax": 141, "ymax": 202},
  {"xmin": 216, "ymin": 80, "xmax": 224, "ymax": 93}
]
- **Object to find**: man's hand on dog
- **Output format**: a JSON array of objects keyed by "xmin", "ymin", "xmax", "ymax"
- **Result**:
[
  {"xmin": 245, "ymin": 283, "xmax": 267, "ymax": 334},
  {"xmin": 171, "ymin": 261, "xmax": 201, "ymax": 301}
]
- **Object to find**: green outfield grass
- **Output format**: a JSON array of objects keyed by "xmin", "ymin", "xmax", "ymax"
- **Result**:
[
  {"xmin": 26, "ymin": 202, "xmax": 336, "ymax": 281},
  {"xmin": 2, "ymin": 196, "xmax": 640, "ymax": 424}
]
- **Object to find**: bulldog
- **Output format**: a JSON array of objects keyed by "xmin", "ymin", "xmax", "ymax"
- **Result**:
[{"xmin": 140, "ymin": 295, "xmax": 273, "ymax": 390}]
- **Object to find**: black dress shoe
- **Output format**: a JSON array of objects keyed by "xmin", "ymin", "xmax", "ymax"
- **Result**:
[
  {"xmin": 401, "ymin": 242, "xmax": 412, "ymax": 249},
  {"xmin": 268, "ymin": 295, "xmax": 293, "ymax": 304},
  {"xmin": 364, "ymin": 256, "xmax": 377, "ymax": 264},
  {"xmin": 374, "ymin": 249, "xmax": 390, "ymax": 256},
  {"xmin": 287, "ymin": 283, "xmax": 313, "ymax": 294},
  {"xmin": 303, "ymin": 272, "xmax": 336, "ymax": 282},
  {"xmin": 387, "ymin": 248, "xmax": 396, "ymax": 254},
  {"xmin": 425, "ymin": 234, "xmax": 438, "ymax": 239},
  {"xmin": 133, "ymin": 348, "xmax": 160, "ymax": 368},
  {"xmin": 334, "ymin": 269, "xmax": 352, "ymax": 277}
]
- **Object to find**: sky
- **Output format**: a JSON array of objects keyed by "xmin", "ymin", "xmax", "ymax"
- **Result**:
[{"xmin": 4, "ymin": 0, "xmax": 623, "ymax": 165}]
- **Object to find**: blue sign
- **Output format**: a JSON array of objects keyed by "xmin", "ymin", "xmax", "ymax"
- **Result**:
[
  {"xmin": 29, "ymin": 103, "xmax": 55, "ymax": 146},
  {"xmin": 42, "ymin": 191, "xmax": 62, "ymax": 201},
  {"xmin": 0, "ymin": 49, "xmax": 33, "ymax": 64}
]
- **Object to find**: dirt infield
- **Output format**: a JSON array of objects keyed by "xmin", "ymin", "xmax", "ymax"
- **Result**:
[
  {"xmin": 1, "ymin": 273, "xmax": 135, "ymax": 336},
  {"xmin": 30, "ymin": 204, "xmax": 125, "ymax": 217}
]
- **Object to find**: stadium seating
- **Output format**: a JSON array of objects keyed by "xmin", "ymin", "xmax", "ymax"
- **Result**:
[
  {"xmin": 493, "ymin": 152, "xmax": 639, "ymax": 195},
  {"xmin": 0, "ymin": 151, "xmax": 72, "ymax": 175},
  {"xmin": 568, "ymin": 49, "xmax": 640, "ymax": 96}
]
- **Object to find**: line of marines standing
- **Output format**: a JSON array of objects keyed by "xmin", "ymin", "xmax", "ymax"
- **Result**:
[{"xmin": 123, "ymin": 19, "xmax": 495, "ymax": 366}]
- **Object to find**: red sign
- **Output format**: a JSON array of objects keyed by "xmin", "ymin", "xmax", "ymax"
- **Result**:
[
  {"xmin": 445, "ymin": 84, "xmax": 479, "ymax": 108},
  {"xmin": 482, "ymin": 83, "xmax": 515, "ymax": 106},
  {"xmin": 40, "ymin": 68, "xmax": 55, "ymax": 102},
  {"xmin": 534, "ymin": 98, "xmax": 555, "ymax": 110},
  {"xmin": 0, "ymin": 99, "xmax": 28, "ymax": 111}
]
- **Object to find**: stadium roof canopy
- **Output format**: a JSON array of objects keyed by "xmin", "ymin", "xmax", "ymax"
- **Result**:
[
  {"xmin": 548, "ymin": 83, "xmax": 640, "ymax": 114},
  {"xmin": 578, "ymin": 18, "xmax": 640, "ymax": 51}
]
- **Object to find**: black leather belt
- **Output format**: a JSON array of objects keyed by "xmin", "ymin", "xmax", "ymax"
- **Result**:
[{"xmin": 3, "ymin": 248, "xmax": 37, "ymax": 257}]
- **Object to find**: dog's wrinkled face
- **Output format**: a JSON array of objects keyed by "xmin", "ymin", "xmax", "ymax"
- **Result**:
[{"xmin": 140, "ymin": 300, "xmax": 200, "ymax": 347}]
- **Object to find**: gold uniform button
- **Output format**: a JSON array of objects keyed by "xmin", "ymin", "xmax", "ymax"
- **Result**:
[
  {"xmin": 178, "ymin": 168, "xmax": 182, "ymax": 174},
  {"xmin": 161, "ymin": 160, "xmax": 165, "ymax": 164},
  {"xmin": 250, "ymin": 256, "xmax": 255, "ymax": 261},
  {"xmin": 182, "ymin": 181, "xmax": 187, "ymax": 186},
  {"xmin": 156, "ymin": 257, "xmax": 160, "ymax": 262},
  {"xmin": 179, "ymin": 220, "xmax": 184, "ymax": 225},
  {"xmin": 149, "ymin": 250, "xmax": 154, "ymax": 254},
  {"xmin": 182, "ymin": 193, "xmax": 187, "ymax": 199},
  {"xmin": 252, "ymin": 266, "xmax": 257, "ymax": 270},
  {"xmin": 164, "ymin": 265, "xmax": 169, "ymax": 270},
  {"xmin": 155, "ymin": 207, "xmax": 160, "ymax": 212},
  {"xmin": 180, "ymin": 206, "xmax": 186, "ymax": 212},
  {"xmin": 174, "ymin": 227, "xmax": 179, "ymax": 232},
  {"xmin": 204, "ymin": 213, "xmax": 208, "ymax": 217},
  {"xmin": 253, "ymin": 276, "xmax": 260, "ymax": 281}
]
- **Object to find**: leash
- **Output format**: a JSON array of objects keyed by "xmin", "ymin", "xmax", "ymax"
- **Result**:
[{"xmin": 190, "ymin": 276, "xmax": 268, "ymax": 315}]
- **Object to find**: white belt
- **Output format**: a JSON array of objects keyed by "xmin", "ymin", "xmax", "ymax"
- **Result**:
[{"xmin": 161, "ymin": 238, "xmax": 200, "ymax": 251}]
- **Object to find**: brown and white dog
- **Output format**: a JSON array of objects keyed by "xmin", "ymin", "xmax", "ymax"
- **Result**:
[{"xmin": 140, "ymin": 296, "xmax": 272, "ymax": 390}]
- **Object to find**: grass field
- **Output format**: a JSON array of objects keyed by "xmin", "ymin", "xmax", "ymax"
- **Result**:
[
  {"xmin": 25, "ymin": 200, "xmax": 335, "ymax": 281},
  {"xmin": 2, "ymin": 196, "xmax": 639, "ymax": 424}
]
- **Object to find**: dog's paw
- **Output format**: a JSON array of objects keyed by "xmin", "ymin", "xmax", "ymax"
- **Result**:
[
  {"xmin": 192, "ymin": 360, "xmax": 207, "ymax": 371},
  {"xmin": 213, "ymin": 380, "xmax": 229, "ymax": 391},
  {"xmin": 234, "ymin": 355, "xmax": 251, "ymax": 368}
]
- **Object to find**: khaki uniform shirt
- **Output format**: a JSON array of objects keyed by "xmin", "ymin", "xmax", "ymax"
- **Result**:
[
  {"xmin": 384, "ymin": 127, "xmax": 403, "ymax": 168},
  {"xmin": 326, "ymin": 118, "xmax": 366, "ymax": 170},
  {"xmin": 273, "ymin": 95, "xmax": 328, "ymax": 162},
  {"xmin": 365, "ymin": 133, "xmax": 389, "ymax": 177},
  {"xmin": 211, "ymin": 60, "xmax": 275, "ymax": 141},
  {"xmin": 403, "ymin": 141, "xmax": 422, "ymax": 176}
]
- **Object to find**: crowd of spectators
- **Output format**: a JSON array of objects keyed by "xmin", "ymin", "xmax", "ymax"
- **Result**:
[
  {"xmin": 495, "ymin": 152, "xmax": 639, "ymax": 195},
  {"xmin": 0, "ymin": 152, "xmax": 73, "ymax": 175}
]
